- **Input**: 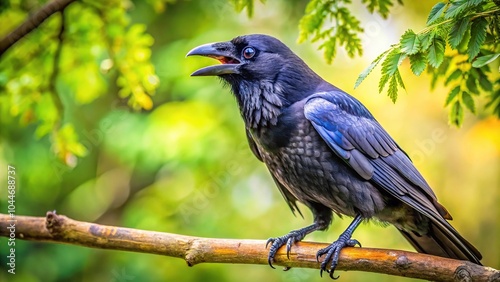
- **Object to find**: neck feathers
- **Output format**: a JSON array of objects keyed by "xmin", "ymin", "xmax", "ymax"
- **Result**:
[{"xmin": 234, "ymin": 80, "xmax": 286, "ymax": 129}]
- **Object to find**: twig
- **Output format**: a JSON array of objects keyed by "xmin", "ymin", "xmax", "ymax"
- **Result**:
[
  {"xmin": 0, "ymin": 0, "xmax": 77, "ymax": 57},
  {"xmin": 49, "ymin": 10, "xmax": 66, "ymax": 122},
  {"xmin": 0, "ymin": 212, "xmax": 498, "ymax": 281}
]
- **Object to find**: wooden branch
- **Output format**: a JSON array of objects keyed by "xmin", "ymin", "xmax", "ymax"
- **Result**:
[
  {"xmin": 0, "ymin": 0, "xmax": 77, "ymax": 56},
  {"xmin": 0, "ymin": 212, "xmax": 498, "ymax": 281}
]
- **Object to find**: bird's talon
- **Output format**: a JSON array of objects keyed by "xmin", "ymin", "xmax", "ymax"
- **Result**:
[
  {"xmin": 265, "ymin": 238, "xmax": 275, "ymax": 249},
  {"xmin": 286, "ymin": 237, "xmax": 293, "ymax": 259},
  {"xmin": 346, "ymin": 239, "xmax": 360, "ymax": 247},
  {"xmin": 267, "ymin": 257, "xmax": 276, "ymax": 269},
  {"xmin": 266, "ymin": 229, "xmax": 311, "ymax": 269},
  {"xmin": 330, "ymin": 271, "xmax": 340, "ymax": 280}
]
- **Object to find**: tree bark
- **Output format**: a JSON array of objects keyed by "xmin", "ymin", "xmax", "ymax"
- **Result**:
[
  {"xmin": 0, "ymin": 0, "xmax": 77, "ymax": 56},
  {"xmin": 0, "ymin": 212, "xmax": 498, "ymax": 281}
]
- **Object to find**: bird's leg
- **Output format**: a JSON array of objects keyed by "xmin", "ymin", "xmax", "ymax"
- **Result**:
[
  {"xmin": 266, "ymin": 204, "xmax": 331, "ymax": 268},
  {"xmin": 266, "ymin": 222, "xmax": 323, "ymax": 268},
  {"xmin": 316, "ymin": 214, "xmax": 363, "ymax": 279}
]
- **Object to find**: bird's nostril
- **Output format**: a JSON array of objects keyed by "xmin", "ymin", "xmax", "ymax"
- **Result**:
[{"xmin": 214, "ymin": 45, "xmax": 228, "ymax": 52}]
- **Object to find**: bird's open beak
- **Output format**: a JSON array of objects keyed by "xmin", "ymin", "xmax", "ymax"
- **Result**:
[{"xmin": 186, "ymin": 42, "xmax": 241, "ymax": 76}]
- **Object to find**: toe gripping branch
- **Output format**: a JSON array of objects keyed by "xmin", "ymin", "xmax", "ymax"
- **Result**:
[
  {"xmin": 266, "ymin": 223, "xmax": 323, "ymax": 268},
  {"xmin": 266, "ymin": 214, "xmax": 363, "ymax": 279},
  {"xmin": 316, "ymin": 214, "xmax": 363, "ymax": 279}
]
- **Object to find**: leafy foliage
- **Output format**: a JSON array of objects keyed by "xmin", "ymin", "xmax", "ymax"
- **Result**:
[
  {"xmin": 3, "ymin": 0, "xmax": 497, "ymax": 167},
  {"xmin": 362, "ymin": 0, "xmax": 401, "ymax": 19},
  {"xmin": 355, "ymin": 0, "xmax": 500, "ymax": 126},
  {"xmin": 0, "ymin": 0, "xmax": 165, "ymax": 164},
  {"xmin": 427, "ymin": 2, "xmax": 446, "ymax": 25},
  {"xmin": 298, "ymin": 0, "xmax": 406, "ymax": 63},
  {"xmin": 409, "ymin": 52, "xmax": 427, "ymax": 76},
  {"xmin": 379, "ymin": 48, "xmax": 406, "ymax": 101},
  {"xmin": 400, "ymin": 29, "xmax": 421, "ymax": 55},
  {"xmin": 228, "ymin": 0, "xmax": 266, "ymax": 17},
  {"xmin": 298, "ymin": 0, "xmax": 364, "ymax": 63},
  {"xmin": 1, "ymin": 2, "xmax": 499, "ymax": 282},
  {"xmin": 298, "ymin": 0, "xmax": 498, "ymax": 126}
]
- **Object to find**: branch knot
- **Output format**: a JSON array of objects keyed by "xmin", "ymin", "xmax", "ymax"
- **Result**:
[
  {"xmin": 395, "ymin": 255, "xmax": 411, "ymax": 269},
  {"xmin": 45, "ymin": 210, "xmax": 65, "ymax": 236},
  {"xmin": 454, "ymin": 265, "xmax": 472, "ymax": 282}
]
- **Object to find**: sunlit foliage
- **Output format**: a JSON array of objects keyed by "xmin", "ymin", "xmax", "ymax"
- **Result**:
[{"xmin": 0, "ymin": 1, "xmax": 498, "ymax": 282}]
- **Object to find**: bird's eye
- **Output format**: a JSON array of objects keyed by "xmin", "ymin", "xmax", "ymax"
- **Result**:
[{"xmin": 242, "ymin": 47, "xmax": 256, "ymax": 59}]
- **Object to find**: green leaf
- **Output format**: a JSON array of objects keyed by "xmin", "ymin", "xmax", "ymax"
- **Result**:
[
  {"xmin": 445, "ymin": 0, "xmax": 469, "ymax": 19},
  {"xmin": 319, "ymin": 38, "xmax": 337, "ymax": 64},
  {"xmin": 388, "ymin": 74, "xmax": 399, "ymax": 103},
  {"xmin": 466, "ymin": 74, "xmax": 478, "ymax": 94},
  {"xmin": 445, "ymin": 85, "xmax": 460, "ymax": 106},
  {"xmin": 418, "ymin": 31, "xmax": 435, "ymax": 52},
  {"xmin": 468, "ymin": 18, "xmax": 488, "ymax": 60},
  {"xmin": 461, "ymin": 91, "xmax": 476, "ymax": 113},
  {"xmin": 485, "ymin": 83, "xmax": 500, "ymax": 117},
  {"xmin": 467, "ymin": 0, "xmax": 486, "ymax": 5},
  {"xmin": 478, "ymin": 72, "xmax": 493, "ymax": 91},
  {"xmin": 382, "ymin": 48, "xmax": 406, "ymax": 77},
  {"xmin": 400, "ymin": 29, "xmax": 421, "ymax": 55},
  {"xmin": 379, "ymin": 73, "xmax": 390, "ymax": 94},
  {"xmin": 355, "ymin": 49, "xmax": 389, "ymax": 88},
  {"xmin": 362, "ymin": 0, "xmax": 393, "ymax": 19},
  {"xmin": 457, "ymin": 27, "xmax": 471, "ymax": 53},
  {"xmin": 297, "ymin": 0, "xmax": 327, "ymax": 43},
  {"xmin": 472, "ymin": 53, "xmax": 500, "ymax": 68},
  {"xmin": 379, "ymin": 48, "xmax": 406, "ymax": 93},
  {"xmin": 335, "ymin": 7, "xmax": 364, "ymax": 58},
  {"xmin": 395, "ymin": 69, "xmax": 406, "ymax": 91},
  {"xmin": 449, "ymin": 17, "xmax": 470, "ymax": 49},
  {"xmin": 229, "ymin": 0, "xmax": 262, "ymax": 17},
  {"xmin": 427, "ymin": 37, "xmax": 445, "ymax": 68},
  {"xmin": 409, "ymin": 52, "xmax": 427, "ymax": 76},
  {"xmin": 430, "ymin": 56, "xmax": 451, "ymax": 89},
  {"xmin": 427, "ymin": 2, "xmax": 446, "ymax": 25},
  {"xmin": 449, "ymin": 101, "xmax": 464, "ymax": 127},
  {"xmin": 444, "ymin": 69, "xmax": 462, "ymax": 86}
]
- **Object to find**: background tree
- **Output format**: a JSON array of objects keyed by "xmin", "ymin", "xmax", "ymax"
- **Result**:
[
  {"xmin": 296, "ymin": 0, "xmax": 500, "ymax": 126},
  {"xmin": 0, "ymin": 0, "xmax": 498, "ymax": 281}
]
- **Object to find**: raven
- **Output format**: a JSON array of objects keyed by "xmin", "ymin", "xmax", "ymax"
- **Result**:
[{"xmin": 187, "ymin": 34, "xmax": 482, "ymax": 278}]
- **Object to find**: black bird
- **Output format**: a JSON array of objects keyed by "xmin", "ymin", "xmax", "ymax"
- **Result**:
[{"xmin": 186, "ymin": 34, "xmax": 482, "ymax": 278}]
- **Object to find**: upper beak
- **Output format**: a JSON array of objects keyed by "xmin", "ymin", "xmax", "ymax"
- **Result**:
[{"xmin": 186, "ymin": 42, "xmax": 241, "ymax": 76}]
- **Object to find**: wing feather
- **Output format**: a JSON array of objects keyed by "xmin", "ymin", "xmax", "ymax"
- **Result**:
[{"xmin": 304, "ymin": 91, "xmax": 444, "ymax": 217}]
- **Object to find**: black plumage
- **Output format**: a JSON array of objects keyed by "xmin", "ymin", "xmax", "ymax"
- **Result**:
[{"xmin": 187, "ymin": 34, "xmax": 482, "ymax": 278}]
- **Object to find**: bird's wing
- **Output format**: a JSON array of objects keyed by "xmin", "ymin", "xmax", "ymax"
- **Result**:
[
  {"xmin": 245, "ymin": 128, "xmax": 263, "ymax": 162},
  {"xmin": 305, "ymin": 91, "xmax": 482, "ymax": 263},
  {"xmin": 246, "ymin": 128, "xmax": 303, "ymax": 216},
  {"xmin": 269, "ymin": 173, "xmax": 303, "ymax": 217},
  {"xmin": 303, "ymin": 91, "xmax": 450, "ymax": 220}
]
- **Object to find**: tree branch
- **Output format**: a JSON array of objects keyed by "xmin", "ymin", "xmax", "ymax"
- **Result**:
[
  {"xmin": 0, "ymin": 0, "xmax": 77, "ymax": 57},
  {"xmin": 0, "ymin": 212, "xmax": 498, "ymax": 281}
]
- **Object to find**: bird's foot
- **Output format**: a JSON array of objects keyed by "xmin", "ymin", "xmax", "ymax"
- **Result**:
[
  {"xmin": 316, "ymin": 233, "xmax": 361, "ymax": 279},
  {"xmin": 266, "ymin": 229, "xmax": 308, "ymax": 268}
]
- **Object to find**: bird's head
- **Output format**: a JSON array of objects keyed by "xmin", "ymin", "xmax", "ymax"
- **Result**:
[{"xmin": 187, "ymin": 34, "xmax": 323, "ymax": 128}]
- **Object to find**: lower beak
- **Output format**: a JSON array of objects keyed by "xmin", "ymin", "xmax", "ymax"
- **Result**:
[{"xmin": 186, "ymin": 42, "xmax": 241, "ymax": 76}]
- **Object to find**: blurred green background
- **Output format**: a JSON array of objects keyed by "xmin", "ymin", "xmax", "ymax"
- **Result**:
[{"xmin": 0, "ymin": 0, "xmax": 499, "ymax": 281}]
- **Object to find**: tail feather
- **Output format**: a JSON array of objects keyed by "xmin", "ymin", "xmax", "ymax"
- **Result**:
[{"xmin": 398, "ymin": 222, "xmax": 482, "ymax": 265}]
